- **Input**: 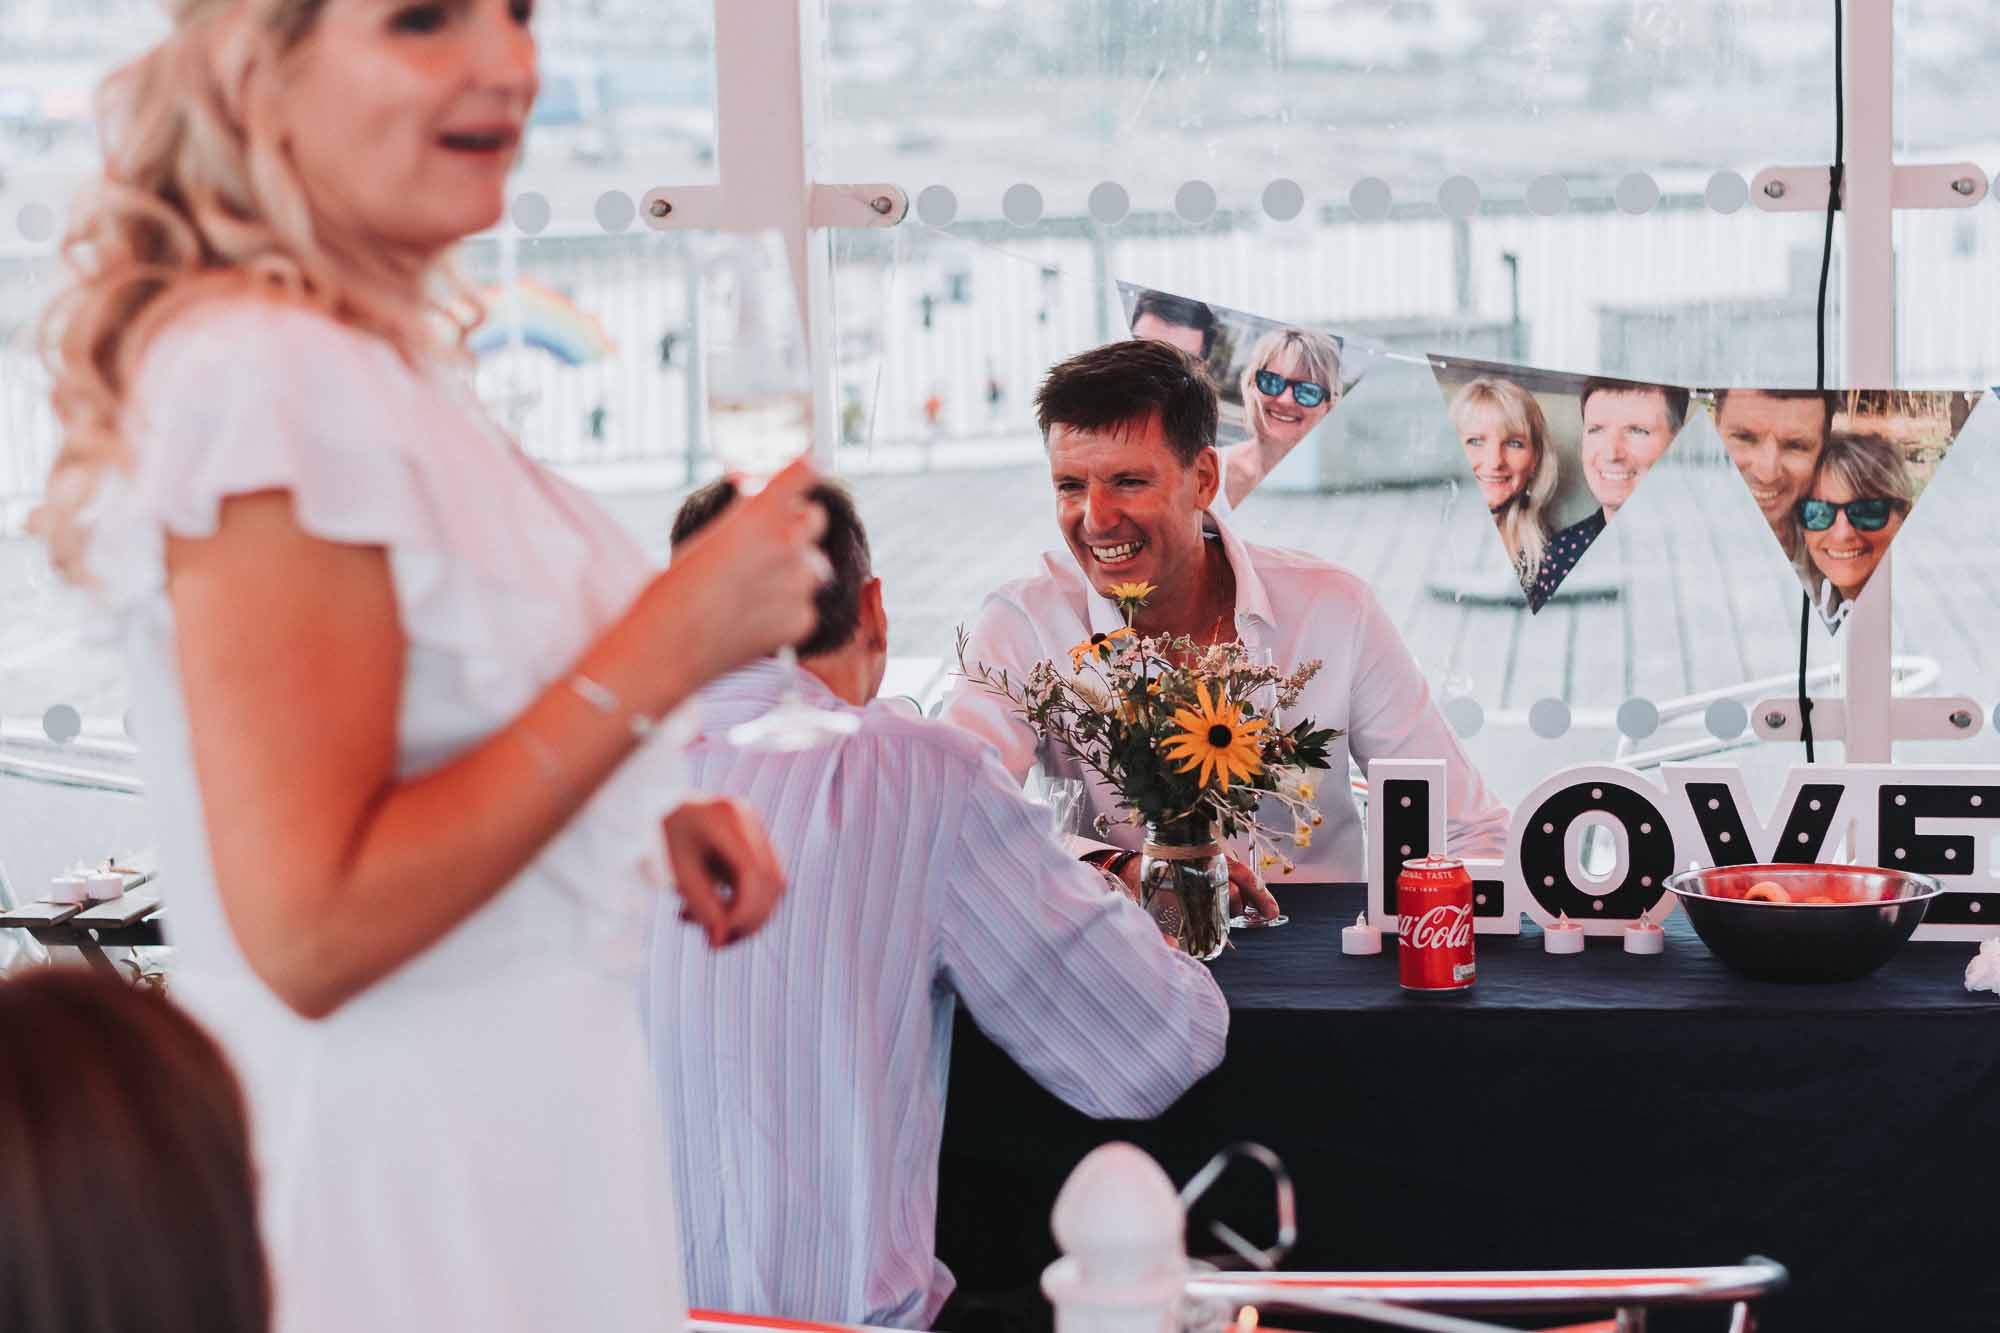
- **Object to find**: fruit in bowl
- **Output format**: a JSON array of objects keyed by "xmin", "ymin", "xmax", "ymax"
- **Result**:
[{"xmin": 1664, "ymin": 863, "xmax": 1941, "ymax": 984}]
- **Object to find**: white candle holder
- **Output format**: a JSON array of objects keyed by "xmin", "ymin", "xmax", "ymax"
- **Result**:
[
  {"xmin": 1543, "ymin": 912, "xmax": 1585, "ymax": 955},
  {"xmin": 1341, "ymin": 911, "xmax": 1383, "ymax": 956},
  {"xmin": 1623, "ymin": 912, "xmax": 1666, "ymax": 956}
]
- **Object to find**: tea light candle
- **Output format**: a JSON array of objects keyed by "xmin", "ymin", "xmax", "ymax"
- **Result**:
[
  {"xmin": 1623, "ymin": 910, "xmax": 1665, "ymax": 955},
  {"xmin": 1341, "ymin": 911, "xmax": 1382, "ymax": 955},
  {"xmin": 85, "ymin": 870, "xmax": 125, "ymax": 902},
  {"xmin": 49, "ymin": 873, "xmax": 89, "ymax": 906},
  {"xmin": 1543, "ymin": 911, "xmax": 1585, "ymax": 954}
]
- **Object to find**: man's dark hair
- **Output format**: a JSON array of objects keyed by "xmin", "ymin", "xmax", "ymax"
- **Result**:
[
  {"xmin": 1579, "ymin": 377, "xmax": 1691, "ymax": 436},
  {"xmin": 1035, "ymin": 339, "xmax": 1220, "ymax": 469},
  {"xmin": 1130, "ymin": 290, "xmax": 1220, "ymax": 361},
  {"xmin": 1712, "ymin": 388, "xmax": 1836, "ymax": 440},
  {"xmin": 671, "ymin": 478, "xmax": 872, "ymax": 658}
]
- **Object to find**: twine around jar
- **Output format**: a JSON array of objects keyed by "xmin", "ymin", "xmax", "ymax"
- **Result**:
[{"xmin": 1144, "ymin": 819, "xmax": 1225, "ymax": 861}]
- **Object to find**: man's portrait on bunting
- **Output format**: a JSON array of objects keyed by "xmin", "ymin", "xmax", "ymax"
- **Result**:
[{"xmin": 1431, "ymin": 357, "xmax": 1690, "ymax": 612}]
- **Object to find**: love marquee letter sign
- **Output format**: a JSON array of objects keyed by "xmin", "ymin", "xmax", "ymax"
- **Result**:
[{"xmin": 1366, "ymin": 759, "xmax": 2000, "ymax": 942}]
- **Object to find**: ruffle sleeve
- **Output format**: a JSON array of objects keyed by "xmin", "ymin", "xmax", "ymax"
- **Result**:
[
  {"xmin": 82, "ymin": 298, "xmax": 709, "ymax": 966},
  {"xmin": 82, "ymin": 298, "xmax": 600, "ymax": 724}
]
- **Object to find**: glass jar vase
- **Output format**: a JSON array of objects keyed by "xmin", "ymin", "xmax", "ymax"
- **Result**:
[{"xmin": 1138, "ymin": 819, "xmax": 1231, "ymax": 961}]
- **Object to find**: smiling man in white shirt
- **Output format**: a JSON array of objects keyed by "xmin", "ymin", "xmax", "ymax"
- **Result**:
[
  {"xmin": 650, "ymin": 479, "xmax": 1227, "ymax": 1331},
  {"xmin": 944, "ymin": 339, "xmax": 1510, "ymax": 891}
]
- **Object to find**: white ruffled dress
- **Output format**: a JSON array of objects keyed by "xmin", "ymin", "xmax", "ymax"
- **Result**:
[{"xmin": 85, "ymin": 298, "xmax": 692, "ymax": 1332}]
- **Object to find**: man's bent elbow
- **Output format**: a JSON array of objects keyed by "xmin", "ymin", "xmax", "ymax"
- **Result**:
[{"xmin": 1081, "ymin": 1003, "xmax": 1228, "ymax": 1120}]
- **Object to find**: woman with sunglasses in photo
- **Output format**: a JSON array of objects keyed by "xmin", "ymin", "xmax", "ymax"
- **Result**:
[
  {"xmin": 1447, "ymin": 377, "xmax": 1559, "ymax": 606},
  {"xmin": 1226, "ymin": 327, "xmax": 1342, "ymax": 510},
  {"xmin": 32, "ymin": 0, "xmax": 828, "ymax": 1327},
  {"xmin": 1796, "ymin": 432, "xmax": 1913, "ymax": 617}
]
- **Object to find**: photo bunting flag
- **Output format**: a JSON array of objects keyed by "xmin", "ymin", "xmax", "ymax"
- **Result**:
[
  {"xmin": 1703, "ymin": 388, "xmax": 1985, "ymax": 631},
  {"xmin": 1430, "ymin": 357, "xmax": 1691, "ymax": 612},
  {"xmin": 1117, "ymin": 282, "xmax": 1373, "ymax": 486},
  {"xmin": 1103, "ymin": 288, "xmax": 1993, "ymax": 626}
]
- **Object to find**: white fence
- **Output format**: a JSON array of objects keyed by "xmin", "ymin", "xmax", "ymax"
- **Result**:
[{"xmin": 4, "ymin": 191, "xmax": 1997, "ymax": 521}]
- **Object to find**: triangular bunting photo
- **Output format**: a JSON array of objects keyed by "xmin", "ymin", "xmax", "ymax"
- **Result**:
[
  {"xmin": 1704, "ymin": 388, "xmax": 1985, "ymax": 631},
  {"xmin": 1117, "ymin": 283, "xmax": 1373, "ymax": 496},
  {"xmin": 1430, "ymin": 357, "xmax": 1692, "ymax": 612}
]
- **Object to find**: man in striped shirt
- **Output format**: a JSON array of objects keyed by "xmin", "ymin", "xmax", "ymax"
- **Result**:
[{"xmin": 649, "ymin": 481, "xmax": 1228, "ymax": 1330}]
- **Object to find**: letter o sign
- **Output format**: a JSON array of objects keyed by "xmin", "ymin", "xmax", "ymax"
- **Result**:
[{"xmin": 1512, "ymin": 766, "xmax": 1677, "ymax": 927}]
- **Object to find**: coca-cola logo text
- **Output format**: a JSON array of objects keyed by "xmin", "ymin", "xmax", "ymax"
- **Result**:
[{"xmin": 1405, "ymin": 903, "xmax": 1473, "ymax": 950}]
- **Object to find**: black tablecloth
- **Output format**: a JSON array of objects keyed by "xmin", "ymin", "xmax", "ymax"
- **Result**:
[{"xmin": 937, "ymin": 884, "xmax": 2000, "ymax": 1333}]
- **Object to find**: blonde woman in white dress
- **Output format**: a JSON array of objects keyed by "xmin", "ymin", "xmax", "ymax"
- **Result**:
[{"xmin": 34, "ymin": 0, "xmax": 828, "ymax": 1327}]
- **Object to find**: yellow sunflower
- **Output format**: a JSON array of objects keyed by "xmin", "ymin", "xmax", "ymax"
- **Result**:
[
  {"xmin": 1162, "ymin": 681, "xmax": 1268, "ymax": 791},
  {"xmin": 1069, "ymin": 626, "xmax": 1134, "ymax": 671}
]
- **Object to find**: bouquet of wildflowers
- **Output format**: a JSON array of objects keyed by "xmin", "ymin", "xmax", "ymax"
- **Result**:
[{"xmin": 957, "ymin": 583, "xmax": 1340, "ymax": 877}]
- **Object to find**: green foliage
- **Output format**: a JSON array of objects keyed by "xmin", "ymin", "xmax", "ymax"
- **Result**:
[{"xmin": 956, "ymin": 623, "xmax": 1342, "ymax": 867}]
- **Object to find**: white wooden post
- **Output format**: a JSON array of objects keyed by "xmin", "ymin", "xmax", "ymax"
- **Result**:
[
  {"xmin": 640, "ymin": 0, "xmax": 906, "ymax": 469},
  {"xmin": 1747, "ymin": 0, "xmax": 1989, "ymax": 757},
  {"xmin": 1042, "ymin": 1144, "xmax": 1189, "ymax": 1333},
  {"xmin": 1839, "ymin": 0, "xmax": 1898, "ymax": 764}
]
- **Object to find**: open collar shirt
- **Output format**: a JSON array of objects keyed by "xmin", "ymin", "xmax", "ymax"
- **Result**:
[{"xmin": 942, "ymin": 514, "xmax": 1511, "ymax": 881}]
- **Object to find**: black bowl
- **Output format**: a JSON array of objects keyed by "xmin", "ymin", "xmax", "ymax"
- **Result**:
[{"xmin": 1664, "ymin": 864, "xmax": 1941, "ymax": 984}]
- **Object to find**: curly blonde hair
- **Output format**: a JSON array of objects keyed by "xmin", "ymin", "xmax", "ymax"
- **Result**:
[
  {"xmin": 1448, "ymin": 377, "xmax": 1558, "ymax": 586},
  {"xmin": 35, "ymin": 0, "xmax": 479, "ymax": 577}
]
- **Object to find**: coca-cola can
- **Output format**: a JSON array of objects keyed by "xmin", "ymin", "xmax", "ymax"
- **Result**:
[{"xmin": 1397, "ymin": 855, "xmax": 1476, "ymax": 992}]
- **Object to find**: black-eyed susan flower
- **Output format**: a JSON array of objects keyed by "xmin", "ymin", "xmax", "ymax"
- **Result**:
[
  {"xmin": 1161, "ymin": 681, "xmax": 1268, "ymax": 791},
  {"xmin": 1107, "ymin": 581, "xmax": 1157, "ymax": 617},
  {"xmin": 1069, "ymin": 626, "xmax": 1134, "ymax": 671}
]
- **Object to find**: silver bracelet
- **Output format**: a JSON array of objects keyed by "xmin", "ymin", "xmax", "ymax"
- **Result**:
[
  {"xmin": 568, "ymin": 673, "xmax": 657, "ymax": 739},
  {"xmin": 518, "ymin": 729, "xmax": 565, "ymax": 787}
]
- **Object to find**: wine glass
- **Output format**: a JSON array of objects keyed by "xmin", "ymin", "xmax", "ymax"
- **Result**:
[
  {"xmin": 1028, "ymin": 773, "xmax": 1086, "ymax": 841},
  {"xmin": 1232, "ymin": 644, "xmax": 1290, "ymax": 930},
  {"xmin": 700, "ymin": 230, "xmax": 859, "ymax": 751}
]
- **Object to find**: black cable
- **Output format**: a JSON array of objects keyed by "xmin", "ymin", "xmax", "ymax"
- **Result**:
[
  {"xmin": 1799, "ymin": 0, "xmax": 1844, "ymax": 764},
  {"xmin": 1799, "ymin": 591, "xmax": 1814, "ymax": 760}
]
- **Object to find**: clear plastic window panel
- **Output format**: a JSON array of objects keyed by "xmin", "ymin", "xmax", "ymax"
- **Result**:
[
  {"xmin": 1891, "ymin": 6, "xmax": 2000, "ymax": 778},
  {"xmin": 825, "ymin": 0, "xmax": 1852, "ymax": 810}
]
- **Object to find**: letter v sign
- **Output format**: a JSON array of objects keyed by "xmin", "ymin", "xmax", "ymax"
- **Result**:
[{"xmin": 1661, "ymin": 764, "xmax": 1859, "ymax": 866}]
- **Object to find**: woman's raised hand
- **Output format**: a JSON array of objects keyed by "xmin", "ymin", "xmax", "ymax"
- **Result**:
[{"xmin": 651, "ymin": 457, "xmax": 831, "ymax": 686}]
